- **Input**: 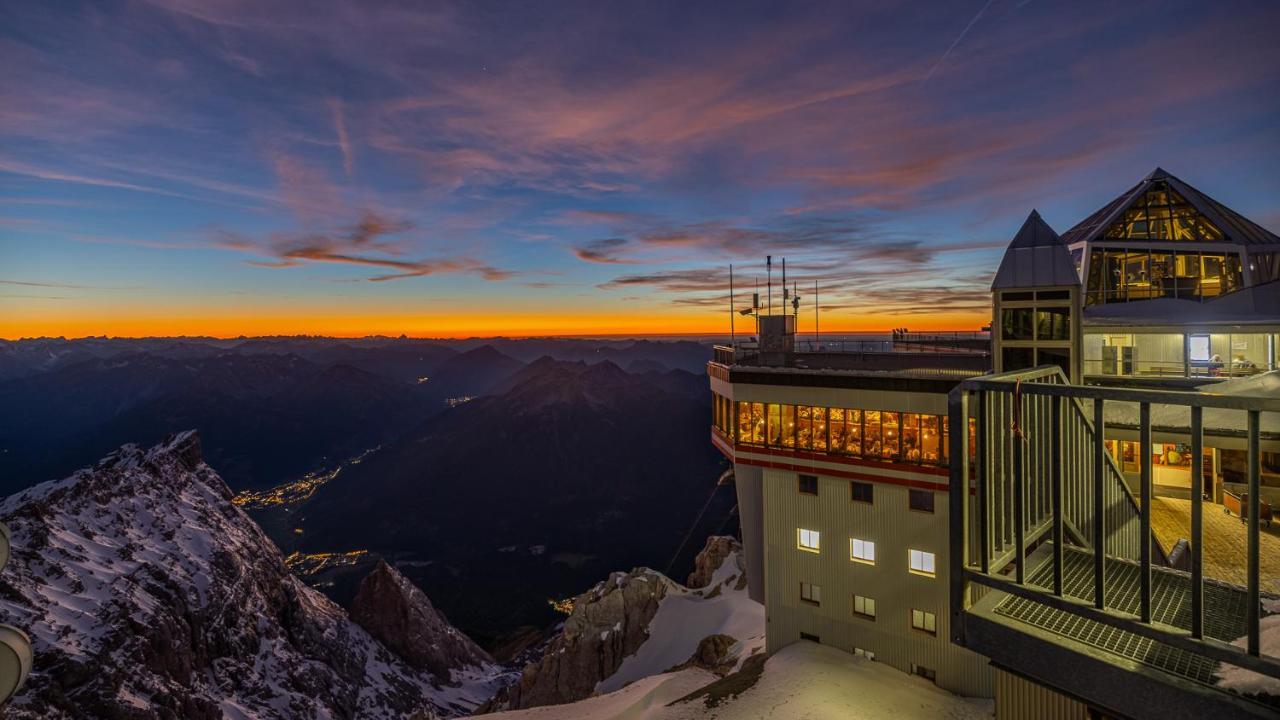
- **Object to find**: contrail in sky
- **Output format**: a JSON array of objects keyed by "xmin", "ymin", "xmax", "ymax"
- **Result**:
[{"xmin": 925, "ymin": 0, "xmax": 998, "ymax": 81}]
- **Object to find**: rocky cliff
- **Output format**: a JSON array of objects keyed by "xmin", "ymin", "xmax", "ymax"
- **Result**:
[
  {"xmin": 0, "ymin": 432, "xmax": 499, "ymax": 719},
  {"xmin": 351, "ymin": 560, "xmax": 494, "ymax": 681},
  {"xmin": 489, "ymin": 535, "xmax": 761, "ymax": 711}
]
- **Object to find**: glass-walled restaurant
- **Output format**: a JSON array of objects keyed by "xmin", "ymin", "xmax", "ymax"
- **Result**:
[
  {"xmin": 1082, "ymin": 248, "xmax": 1242, "ymax": 305},
  {"xmin": 1083, "ymin": 331, "xmax": 1279, "ymax": 378},
  {"xmin": 712, "ymin": 393, "xmax": 950, "ymax": 467}
]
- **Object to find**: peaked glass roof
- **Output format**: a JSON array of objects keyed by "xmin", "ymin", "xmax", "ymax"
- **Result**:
[{"xmin": 1060, "ymin": 168, "xmax": 1280, "ymax": 247}]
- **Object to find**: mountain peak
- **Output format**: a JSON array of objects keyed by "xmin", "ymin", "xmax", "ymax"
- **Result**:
[{"xmin": 351, "ymin": 561, "xmax": 494, "ymax": 682}]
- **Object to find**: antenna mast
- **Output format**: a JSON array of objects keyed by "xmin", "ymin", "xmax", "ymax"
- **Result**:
[
  {"xmin": 814, "ymin": 280, "xmax": 820, "ymax": 345},
  {"xmin": 729, "ymin": 264, "xmax": 735, "ymax": 347},
  {"xmin": 766, "ymin": 256, "xmax": 772, "ymax": 316}
]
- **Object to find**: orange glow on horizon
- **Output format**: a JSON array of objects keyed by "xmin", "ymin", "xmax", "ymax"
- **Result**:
[{"xmin": 0, "ymin": 306, "xmax": 990, "ymax": 340}]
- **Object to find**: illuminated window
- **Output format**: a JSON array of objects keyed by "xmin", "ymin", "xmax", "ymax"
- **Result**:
[
  {"xmin": 881, "ymin": 412, "xmax": 899, "ymax": 460},
  {"xmin": 853, "ymin": 594, "xmax": 876, "ymax": 619},
  {"xmin": 908, "ymin": 489, "xmax": 934, "ymax": 513},
  {"xmin": 921, "ymin": 416, "xmax": 940, "ymax": 465},
  {"xmin": 1001, "ymin": 307, "xmax": 1034, "ymax": 340},
  {"xmin": 846, "ymin": 409, "xmax": 862, "ymax": 455},
  {"xmin": 797, "ymin": 528, "xmax": 820, "ymax": 553},
  {"xmin": 782, "ymin": 405, "xmax": 796, "ymax": 448},
  {"xmin": 909, "ymin": 549, "xmax": 936, "ymax": 577},
  {"xmin": 767, "ymin": 403, "xmax": 781, "ymax": 446},
  {"xmin": 800, "ymin": 582, "xmax": 821, "ymax": 606},
  {"xmin": 812, "ymin": 406, "xmax": 828, "ymax": 451},
  {"xmin": 750, "ymin": 402, "xmax": 765, "ymax": 445},
  {"xmin": 851, "ymin": 538, "xmax": 875, "ymax": 564},
  {"xmin": 1103, "ymin": 181, "xmax": 1223, "ymax": 242},
  {"xmin": 863, "ymin": 411, "xmax": 881, "ymax": 458},
  {"xmin": 901, "ymin": 413, "xmax": 920, "ymax": 462},
  {"xmin": 796, "ymin": 405, "xmax": 812, "ymax": 449},
  {"xmin": 850, "ymin": 481, "xmax": 873, "ymax": 504},
  {"xmin": 829, "ymin": 408, "xmax": 846, "ymax": 453},
  {"xmin": 798, "ymin": 474, "xmax": 818, "ymax": 495},
  {"xmin": 911, "ymin": 609, "xmax": 937, "ymax": 635}
]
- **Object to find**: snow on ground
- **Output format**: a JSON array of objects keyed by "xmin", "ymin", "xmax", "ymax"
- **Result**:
[
  {"xmin": 1217, "ymin": 597, "xmax": 1280, "ymax": 696},
  {"xmin": 489, "ymin": 641, "xmax": 993, "ymax": 720},
  {"xmin": 598, "ymin": 551, "xmax": 765, "ymax": 694}
]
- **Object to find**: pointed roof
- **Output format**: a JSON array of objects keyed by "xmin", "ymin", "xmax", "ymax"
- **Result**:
[
  {"xmin": 992, "ymin": 210, "xmax": 1080, "ymax": 289},
  {"xmin": 1059, "ymin": 168, "xmax": 1280, "ymax": 247}
]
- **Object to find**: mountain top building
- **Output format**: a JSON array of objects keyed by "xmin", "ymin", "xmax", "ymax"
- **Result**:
[{"xmin": 707, "ymin": 169, "xmax": 1280, "ymax": 719}]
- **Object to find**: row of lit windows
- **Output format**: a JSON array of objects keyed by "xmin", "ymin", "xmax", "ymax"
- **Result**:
[
  {"xmin": 796, "ymin": 581, "xmax": 936, "ymax": 636},
  {"xmin": 795, "ymin": 528, "xmax": 936, "ymax": 577},
  {"xmin": 713, "ymin": 396, "xmax": 950, "ymax": 466}
]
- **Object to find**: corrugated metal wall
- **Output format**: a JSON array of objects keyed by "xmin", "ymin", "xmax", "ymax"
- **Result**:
[
  {"xmin": 761, "ymin": 465, "xmax": 994, "ymax": 698},
  {"xmin": 994, "ymin": 667, "xmax": 1087, "ymax": 720}
]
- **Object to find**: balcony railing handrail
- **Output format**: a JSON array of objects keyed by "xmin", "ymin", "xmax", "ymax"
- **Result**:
[{"xmin": 949, "ymin": 364, "xmax": 1279, "ymax": 686}]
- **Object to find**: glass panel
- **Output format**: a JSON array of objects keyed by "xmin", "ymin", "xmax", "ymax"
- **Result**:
[
  {"xmin": 1035, "ymin": 307, "xmax": 1071, "ymax": 341},
  {"xmin": 881, "ymin": 412, "xmax": 899, "ymax": 460},
  {"xmin": 812, "ymin": 407, "xmax": 828, "ymax": 451},
  {"xmin": 864, "ymin": 411, "xmax": 881, "ymax": 458},
  {"xmin": 797, "ymin": 405, "xmax": 812, "ymax": 450},
  {"xmin": 1086, "ymin": 249, "xmax": 1104, "ymax": 305},
  {"xmin": 1150, "ymin": 252, "xmax": 1175, "ymax": 298},
  {"xmin": 782, "ymin": 405, "xmax": 796, "ymax": 448},
  {"xmin": 738, "ymin": 402, "xmax": 752, "ymax": 444},
  {"xmin": 751, "ymin": 402, "xmax": 765, "ymax": 445},
  {"xmin": 846, "ymin": 409, "xmax": 862, "ymax": 456},
  {"xmin": 767, "ymin": 404, "xmax": 781, "ymax": 447},
  {"xmin": 1104, "ymin": 181, "xmax": 1223, "ymax": 242},
  {"xmin": 1200, "ymin": 254, "xmax": 1226, "ymax": 298},
  {"xmin": 1001, "ymin": 308, "xmax": 1034, "ymax": 340},
  {"xmin": 921, "ymin": 416, "xmax": 940, "ymax": 465},
  {"xmin": 901, "ymin": 413, "xmax": 921, "ymax": 463},
  {"xmin": 1104, "ymin": 250, "xmax": 1125, "ymax": 302},
  {"xmin": 1224, "ymin": 254, "xmax": 1242, "ymax": 294},
  {"xmin": 829, "ymin": 408, "xmax": 846, "ymax": 454}
]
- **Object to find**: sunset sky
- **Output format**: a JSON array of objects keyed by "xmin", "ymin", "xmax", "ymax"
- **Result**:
[{"xmin": 2, "ymin": 0, "xmax": 1279, "ymax": 339}]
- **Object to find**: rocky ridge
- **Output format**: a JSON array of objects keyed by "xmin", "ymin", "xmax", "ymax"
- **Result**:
[{"xmin": 0, "ymin": 432, "xmax": 498, "ymax": 719}]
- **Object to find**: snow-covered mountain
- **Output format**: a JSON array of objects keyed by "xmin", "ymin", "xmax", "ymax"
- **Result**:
[{"xmin": 0, "ymin": 432, "xmax": 501, "ymax": 719}]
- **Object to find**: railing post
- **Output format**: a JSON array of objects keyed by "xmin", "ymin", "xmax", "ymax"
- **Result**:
[
  {"xmin": 948, "ymin": 388, "xmax": 970, "ymax": 644},
  {"xmin": 1190, "ymin": 405, "xmax": 1204, "ymax": 639},
  {"xmin": 1051, "ymin": 394, "xmax": 1063, "ymax": 596},
  {"xmin": 1139, "ymin": 401, "xmax": 1152, "ymax": 624},
  {"xmin": 1248, "ymin": 409, "xmax": 1261, "ymax": 656},
  {"xmin": 1093, "ymin": 397, "xmax": 1105, "ymax": 609},
  {"xmin": 976, "ymin": 391, "xmax": 989, "ymax": 574},
  {"xmin": 1013, "ymin": 392, "xmax": 1026, "ymax": 585}
]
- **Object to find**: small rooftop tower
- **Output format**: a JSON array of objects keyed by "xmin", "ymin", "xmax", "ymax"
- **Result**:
[{"xmin": 991, "ymin": 210, "xmax": 1083, "ymax": 382}]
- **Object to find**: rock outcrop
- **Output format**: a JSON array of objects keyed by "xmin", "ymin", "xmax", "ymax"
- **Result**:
[
  {"xmin": 499, "ymin": 568, "xmax": 669, "ymax": 709},
  {"xmin": 0, "ymin": 432, "xmax": 498, "ymax": 719},
  {"xmin": 686, "ymin": 535, "xmax": 742, "ymax": 589},
  {"xmin": 490, "ymin": 534, "xmax": 757, "ymax": 711},
  {"xmin": 351, "ymin": 560, "xmax": 494, "ymax": 682}
]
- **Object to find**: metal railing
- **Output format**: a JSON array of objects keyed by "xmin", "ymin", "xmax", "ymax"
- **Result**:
[{"xmin": 949, "ymin": 366, "xmax": 1280, "ymax": 680}]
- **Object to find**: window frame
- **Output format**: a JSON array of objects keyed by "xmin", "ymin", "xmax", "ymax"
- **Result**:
[
  {"xmin": 797, "ymin": 528, "xmax": 821, "ymax": 554},
  {"xmin": 908, "ymin": 488, "xmax": 934, "ymax": 513},
  {"xmin": 853, "ymin": 594, "xmax": 876, "ymax": 620},
  {"xmin": 850, "ymin": 538, "xmax": 876, "ymax": 565},
  {"xmin": 798, "ymin": 474, "xmax": 818, "ymax": 496},
  {"xmin": 911, "ymin": 609, "xmax": 937, "ymax": 636},
  {"xmin": 800, "ymin": 582, "xmax": 821, "ymax": 606},
  {"xmin": 909, "ymin": 549, "xmax": 937, "ymax": 577},
  {"xmin": 850, "ymin": 480, "xmax": 874, "ymax": 504}
]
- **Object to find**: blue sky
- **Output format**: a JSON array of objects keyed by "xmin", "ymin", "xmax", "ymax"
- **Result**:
[{"xmin": 2, "ymin": 0, "xmax": 1278, "ymax": 336}]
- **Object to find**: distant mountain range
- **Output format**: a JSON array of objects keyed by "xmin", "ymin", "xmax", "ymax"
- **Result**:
[{"xmin": 0, "ymin": 336, "xmax": 714, "ymax": 494}]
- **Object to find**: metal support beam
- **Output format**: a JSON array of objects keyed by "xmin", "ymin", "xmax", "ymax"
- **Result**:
[
  {"xmin": 1140, "ymin": 401, "xmax": 1152, "ymax": 624},
  {"xmin": 1052, "ymin": 394, "xmax": 1064, "ymax": 596},
  {"xmin": 976, "ymin": 391, "xmax": 989, "ymax": 574},
  {"xmin": 1190, "ymin": 405, "xmax": 1204, "ymax": 639},
  {"xmin": 1248, "ymin": 409, "xmax": 1261, "ymax": 656},
  {"xmin": 1093, "ymin": 397, "xmax": 1105, "ymax": 609}
]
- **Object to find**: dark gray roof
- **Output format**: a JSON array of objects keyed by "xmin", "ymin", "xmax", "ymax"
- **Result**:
[
  {"xmin": 1059, "ymin": 167, "xmax": 1280, "ymax": 247},
  {"xmin": 991, "ymin": 210, "xmax": 1080, "ymax": 289}
]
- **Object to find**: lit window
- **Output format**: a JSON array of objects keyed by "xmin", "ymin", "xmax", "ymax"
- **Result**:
[
  {"xmin": 855, "ymin": 647, "xmax": 875, "ymax": 660},
  {"xmin": 851, "ymin": 538, "xmax": 875, "ymax": 564},
  {"xmin": 909, "ymin": 549, "xmax": 936, "ymax": 577},
  {"xmin": 908, "ymin": 489, "xmax": 934, "ymax": 513},
  {"xmin": 850, "ymin": 481, "xmax": 873, "ymax": 504},
  {"xmin": 800, "ymin": 582, "xmax": 821, "ymax": 606},
  {"xmin": 798, "ymin": 474, "xmax": 818, "ymax": 495},
  {"xmin": 911, "ymin": 609, "xmax": 937, "ymax": 635},
  {"xmin": 797, "ymin": 528, "xmax": 821, "ymax": 553},
  {"xmin": 853, "ymin": 594, "xmax": 876, "ymax": 619}
]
